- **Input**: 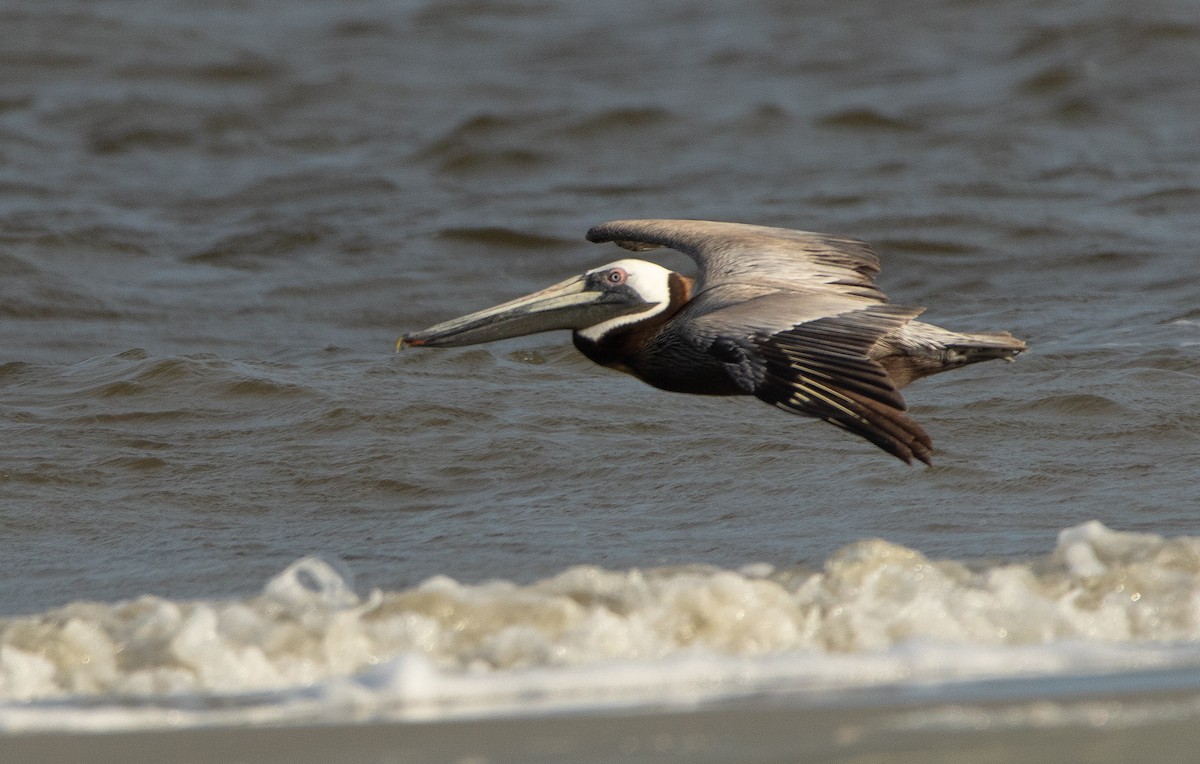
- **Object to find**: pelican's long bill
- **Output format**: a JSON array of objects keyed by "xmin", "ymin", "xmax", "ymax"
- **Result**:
[{"xmin": 397, "ymin": 273, "xmax": 650, "ymax": 349}]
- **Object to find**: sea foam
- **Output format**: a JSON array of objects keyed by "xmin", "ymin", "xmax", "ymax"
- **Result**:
[{"xmin": 3, "ymin": 521, "xmax": 1200, "ymax": 731}]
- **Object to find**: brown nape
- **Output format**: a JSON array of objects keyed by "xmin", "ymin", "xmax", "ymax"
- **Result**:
[{"xmin": 672, "ymin": 272, "xmax": 695, "ymax": 304}]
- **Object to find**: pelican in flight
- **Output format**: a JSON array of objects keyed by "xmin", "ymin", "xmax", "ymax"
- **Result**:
[{"xmin": 398, "ymin": 220, "xmax": 1025, "ymax": 464}]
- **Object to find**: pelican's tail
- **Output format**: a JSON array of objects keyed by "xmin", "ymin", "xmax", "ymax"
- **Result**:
[{"xmin": 874, "ymin": 321, "xmax": 1027, "ymax": 388}]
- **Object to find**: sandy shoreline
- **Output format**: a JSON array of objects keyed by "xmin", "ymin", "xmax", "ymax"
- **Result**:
[{"xmin": 7, "ymin": 675, "xmax": 1200, "ymax": 764}]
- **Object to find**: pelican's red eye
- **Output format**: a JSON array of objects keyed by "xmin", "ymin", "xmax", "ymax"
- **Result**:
[{"xmin": 606, "ymin": 268, "xmax": 627, "ymax": 285}]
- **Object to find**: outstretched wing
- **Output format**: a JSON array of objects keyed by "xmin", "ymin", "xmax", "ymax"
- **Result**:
[
  {"xmin": 690, "ymin": 297, "xmax": 933, "ymax": 465},
  {"xmin": 586, "ymin": 219, "xmax": 886, "ymax": 301}
]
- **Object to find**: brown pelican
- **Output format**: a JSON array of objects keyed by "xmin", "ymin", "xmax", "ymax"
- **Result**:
[{"xmin": 398, "ymin": 220, "xmax": 1026, "ymax": 465}]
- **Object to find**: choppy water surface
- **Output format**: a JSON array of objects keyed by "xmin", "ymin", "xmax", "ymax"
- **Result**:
[{"xmin": 1, "ymin": 0, "xmax": 1199, "ymax": 753}]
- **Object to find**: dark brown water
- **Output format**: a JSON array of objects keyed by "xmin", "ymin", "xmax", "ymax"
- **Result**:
[{"xmin": 2, "ymin": 0, "xmax": 1200, "ymax": 751}]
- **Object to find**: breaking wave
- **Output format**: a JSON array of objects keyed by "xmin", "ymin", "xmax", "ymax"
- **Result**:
[{"xmin": 4, "ymin": 521, "xmax": 1200, "ymax": 731}]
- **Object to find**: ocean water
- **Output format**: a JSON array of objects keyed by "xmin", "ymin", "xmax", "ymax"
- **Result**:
[{"xmin": 1, "ymin": 0, "xmax": 1199, "ymax": 760}]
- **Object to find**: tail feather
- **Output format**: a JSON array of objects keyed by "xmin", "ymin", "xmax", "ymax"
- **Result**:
[
  {"xmin": 875, "ymin": 322, "xmax": 1026, "ymax": 387},
  {"xmin": 945, "ymin": 331, "xmax": 1027, "ymax": 363}
]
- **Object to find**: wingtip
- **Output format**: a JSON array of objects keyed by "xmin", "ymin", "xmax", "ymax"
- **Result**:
[
  {"xmin": 585, "ymin": 220, "xmax": 636, "ymax": 243},
  {"xmin": 586, "ymin": 221, "xmax": 666, "ymax": 252},
  {"xmin": 891, "ymin": 437, "xmax": 933, "ymax": 467},
  {"xmin": 584, "ymin": 224, "xmax": 609, "ymax": 243}
]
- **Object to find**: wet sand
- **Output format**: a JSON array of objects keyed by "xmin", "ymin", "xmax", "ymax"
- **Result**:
[{"xmin": 8, "ymin": 672, "xmax": 1200, "ymax": 764}]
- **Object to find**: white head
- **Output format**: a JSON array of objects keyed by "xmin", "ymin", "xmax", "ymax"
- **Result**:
[{"xmin": 575, "ymin": 259, "xmax": 676, "ymax": 342}]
